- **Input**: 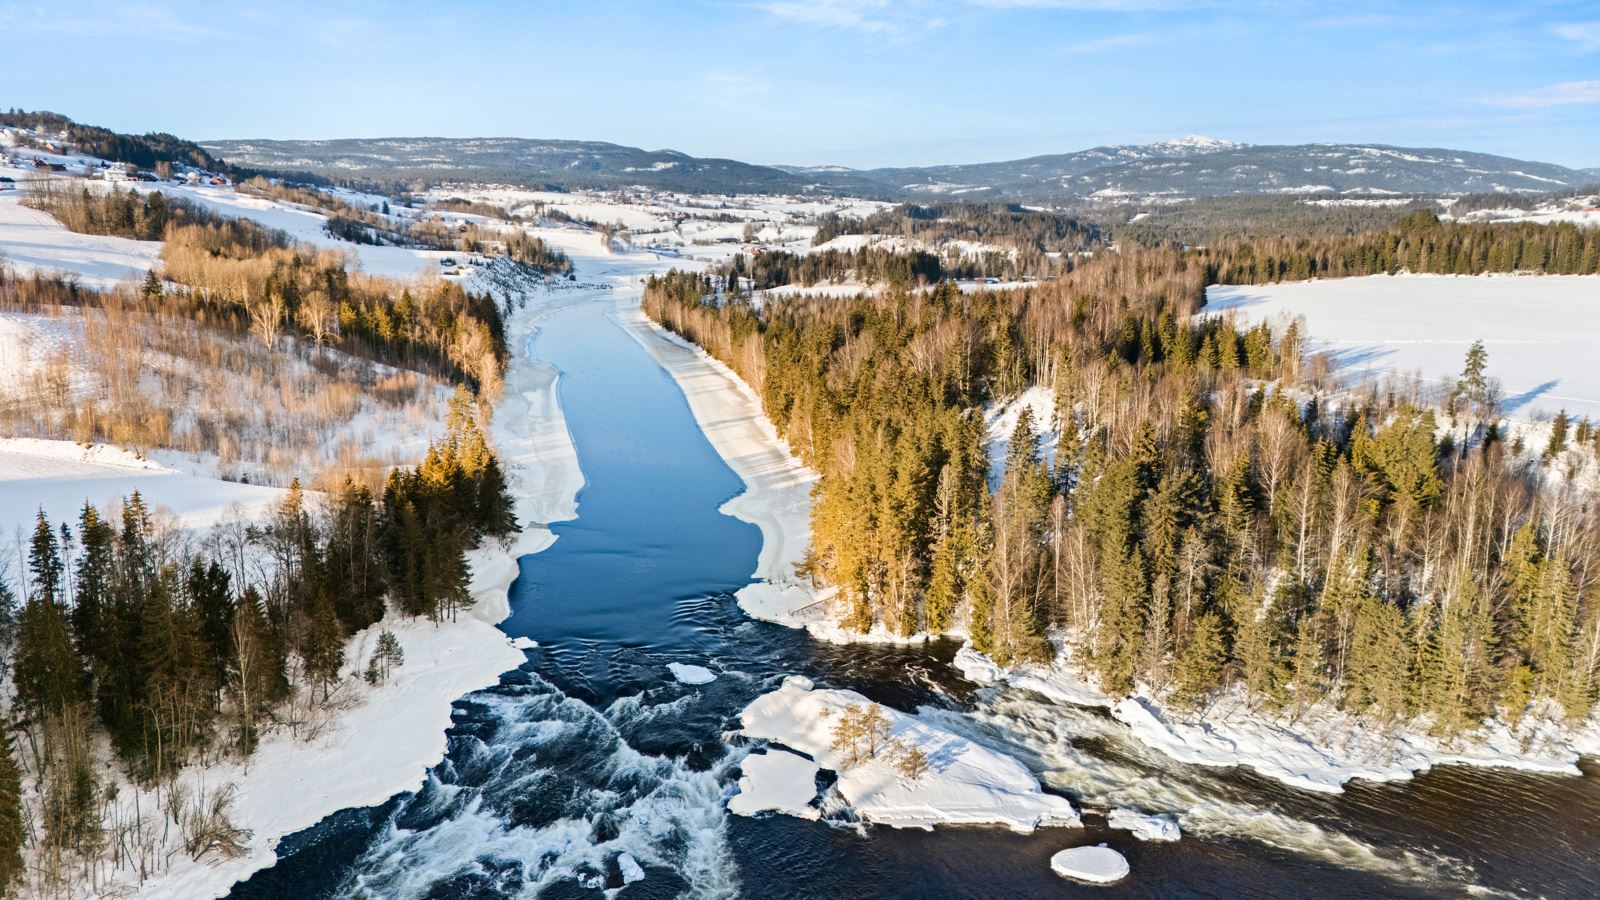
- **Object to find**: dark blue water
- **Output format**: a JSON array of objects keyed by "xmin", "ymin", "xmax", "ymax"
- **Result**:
[{"xmin": 232, "ymin": 297, "xmax": 1600, "ymax": 899}]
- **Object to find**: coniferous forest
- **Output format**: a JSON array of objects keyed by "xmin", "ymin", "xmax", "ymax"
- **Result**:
[{"xmin": 644, "ymin": 230, "xmax": 1600, "ymax": 739}]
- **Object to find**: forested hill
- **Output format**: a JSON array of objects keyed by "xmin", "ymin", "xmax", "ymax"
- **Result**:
[
  {"xmin": 201, "ymin": 136, "xmax": 886, "ymax": 196},
  {"xmin": 1, "ymin": 109, "xmax": 222, "ymax": 171},
  {"xmin": 204, "ymin": 132, "xmax": 1596, "ymax": 200},
  {"xmin": 858, "ymin": 143, "xmax": 1594, "ymax": 201}
]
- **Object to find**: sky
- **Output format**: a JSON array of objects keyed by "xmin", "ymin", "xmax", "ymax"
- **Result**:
[{"xmin": 5, "ymin": 0, "xmax": 1599, "ymax": 169}]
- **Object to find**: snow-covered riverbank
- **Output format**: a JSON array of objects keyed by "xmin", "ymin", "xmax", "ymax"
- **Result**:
[
  {"xmin": 958, "ymin": 645, "xmax": 1600, "ymax": 794},
  {"xmin": 121, "ymin": 280, "xmax": 590, "ymax": 898}
]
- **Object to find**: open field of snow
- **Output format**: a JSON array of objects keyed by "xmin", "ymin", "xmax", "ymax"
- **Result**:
[
  {"xmin": 1207, "ymin": 274, "xmax": 1600, "ymax": 420},
  {"xmin": 0, "ymin": 185, "xmax": 160, "ymax": 288},
  {"xmin": 738, "ymin": 676, "xmax": 1079, "ymax": 832},
  {"xmin": 0, "ymin": 438, "xmax": 285, "ymax": 580}
]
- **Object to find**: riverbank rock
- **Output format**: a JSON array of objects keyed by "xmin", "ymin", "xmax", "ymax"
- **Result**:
[{"xmin": 1050, "ymin": 845, "xmax": 1130, "ymax": 884}]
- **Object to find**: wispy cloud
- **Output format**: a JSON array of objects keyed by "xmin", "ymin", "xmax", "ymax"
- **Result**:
[
  {"xmin": 1553, "ymin": 21, "xmax": 1600, "ymax": 51},
  {"xmin": 749, "ymin": 0, "xmax": 946, "ymax": 36},
  {"xmin": 1486, "ymin": 80, "xmax": 1600, "ymax": 108},
  {"xmin": 1061, "ymin": 31, "xmax": 1156, "ymax": 54},
  {"xmin": 0, "ymin": 0, "xmax": 221, "ymax": 41},
  {"xmin": 749, "ymin": 0, "xmax": 1192, "ymax": 39}
]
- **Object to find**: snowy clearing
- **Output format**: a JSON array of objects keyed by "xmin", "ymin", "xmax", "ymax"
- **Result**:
[
  {"xmin": 1206, "ymin": 274, "xmax": 1600, "ymax": 420},
  {"xmin": 0, "ymin": 438, "xmax": 284, "ymax": 577},
  {"xmin": 737, "ymin": 677, "xmax": 1079, "ymax": 832},
  {"xmin": 0, "ymin": 187, "xmax": 160, "ymax": 288}
]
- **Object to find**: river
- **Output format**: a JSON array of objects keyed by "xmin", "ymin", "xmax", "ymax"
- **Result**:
[{"xmin": 230, "ymin": 275, "xmax": 1600, "ymax": 898}]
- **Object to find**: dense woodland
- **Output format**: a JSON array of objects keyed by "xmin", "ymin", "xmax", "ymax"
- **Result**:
[
  {"xmin": 815, "ymin": 203, "xmax": 1102, "ymax": 254},
  {"xmin": 1111, "ymin": 195, "xmax": 1438, "ymax": 246},
  {"xmin": 0, "ymin": 394, "xmax": 515, "ymax": 892},
  {"xmin": 645, "ymin": 234, "xmax": 1600, "ymax": 742},
  {"xmin": 1197, "ymin": 210, "xmax": 1600, "ymax": 282}
]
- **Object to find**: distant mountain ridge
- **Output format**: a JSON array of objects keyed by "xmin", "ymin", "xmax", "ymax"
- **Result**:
[
  {"xmin": 201, "ymin": 136, "xmax": 880, "ymax": 196},
  {"xmin": 203, "ymin": 133, "xmax": 1598, "ymax": 201}
]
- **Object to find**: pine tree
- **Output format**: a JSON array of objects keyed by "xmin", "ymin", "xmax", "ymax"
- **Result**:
[
  {"xmin": 1545, "ymin": 410, "xmax": 1570, "ymax": 459},
  {"xmin": 1171, "ymin": 610, "xmax": 1226, "ymax": 709}
]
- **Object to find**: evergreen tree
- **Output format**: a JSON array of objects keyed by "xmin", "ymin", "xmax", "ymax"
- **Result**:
[{"xmin": 0, "ymin": 734, "xmax": 23, "ymax": 893}]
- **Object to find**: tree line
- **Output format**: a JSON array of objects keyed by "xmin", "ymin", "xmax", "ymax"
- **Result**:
[
  {"xmin": 1196, "ymin": 209, "xmax": 1600, "ymax": 283},
  {"xmin": 814, "ymin": 203, "xmax": 1102, "ymax": 254},
  {"xmin": 644, "ymin": 243, "xmax": 1599, "ymax": 743},
  {"xmin": 0, "ymin": 390, "xmax": 516, "ymax": 893}
]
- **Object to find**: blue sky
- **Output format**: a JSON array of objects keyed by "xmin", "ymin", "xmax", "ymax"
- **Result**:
[{"xmin": 5, "ymin": 0, "xmax": 1599, "ymax": 169}]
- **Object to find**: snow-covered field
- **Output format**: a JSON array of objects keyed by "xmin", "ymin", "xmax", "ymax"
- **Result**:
[
  {"xmin": 0, "ymin": 438, "xmax": 285, "ymax": 581},
  {"xmin": 1208, "ymin": 274, "xmax": 1600, "ymax": 420},
  {"xmin": 0, "ymin": 186, "xmax": 160, "ymax": 288}
]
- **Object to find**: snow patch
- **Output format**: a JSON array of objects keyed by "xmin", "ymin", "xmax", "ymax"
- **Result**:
[
  {"xmin": 738, "ymin": 679, "xmax": 1079, "ymax": 832},
  {"xmin": 727, "ymin": 749, "xmax": 821, "ymax": 820}
]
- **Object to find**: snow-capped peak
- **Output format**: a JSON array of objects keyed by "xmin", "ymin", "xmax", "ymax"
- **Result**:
[{"xmin": 1149, "ymin": 135, "xmax": 1242, "ymax": 154}]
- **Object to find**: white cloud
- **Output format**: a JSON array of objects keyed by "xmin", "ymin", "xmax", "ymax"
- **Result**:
[
  {"xmin": 1486, "ymin": 81, "xmax": 1600, "ymax": 108},
  {"xmin": 1553, "ymin": 21, "xmax": 1600, "ymax": 51}
]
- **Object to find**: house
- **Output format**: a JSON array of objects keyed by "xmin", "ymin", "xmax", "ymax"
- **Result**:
[{"xmin": 33, "ymin": 159, "xmax": 66, "ymax": 173}]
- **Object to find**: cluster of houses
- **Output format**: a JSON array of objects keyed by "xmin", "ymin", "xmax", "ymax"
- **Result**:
[{"xmin": 1, "ymin": 127, "xmax": 231, "ymax": 189}]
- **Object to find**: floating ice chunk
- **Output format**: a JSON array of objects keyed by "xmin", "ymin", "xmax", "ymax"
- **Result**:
[
  {"xmin": 617, "ymin": 852, "xmax": 645, "ymax": 884},
  {"xmin": 782, "ymin": 674, "xmax": 814, "ymax": 691},
  {"xmin": 1050, "ymin": 845, "xmax": 1129, "ymax": 884},
  {"xmin": 667, "ymin": 662, "xmax": 717, "ymax": 685},
  {"xmin": 728, "ymin": 749, "xmax": 821, "ymax": 820},
  {"xmin": 1108, "ymin": 808, "xmax": 1181, "ymax": 842},
  {"xmin": 509, "ymin": 636, "xmax": 539, "ymax": 650}
]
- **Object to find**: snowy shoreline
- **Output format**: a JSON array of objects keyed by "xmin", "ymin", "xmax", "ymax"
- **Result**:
[
  {"xmin": 957, "ymin": 645, "xmax": 1600, "ymax": 794},
  {"xmin": 125, "ymin": 285, "xmax": 588, "ymax": 898}
]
